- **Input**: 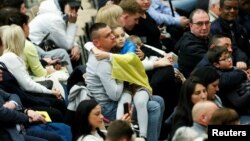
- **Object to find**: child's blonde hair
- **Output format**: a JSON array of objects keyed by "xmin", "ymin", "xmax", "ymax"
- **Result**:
[
  {"xmin": 95, "ymin": 4, "xmax": 123, "ymax": 29},
  {"xmin": 127, "ymin": 35, "xmax": 143, "ymax": 46}
]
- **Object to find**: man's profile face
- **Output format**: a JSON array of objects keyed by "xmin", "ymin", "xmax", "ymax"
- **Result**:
[
  {"xmin": 123, "ymin": 13, "xmax": 141, "ymax": 31},
  {"xmin": 190, "ymin": 11, "xmax": 210, "ymax": 39},
  {"xmin": 93, "ymin": 26, "xmax": 116, "ymax": 51}
]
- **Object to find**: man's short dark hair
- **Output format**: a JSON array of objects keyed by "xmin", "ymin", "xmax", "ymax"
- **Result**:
[
  {"xmin": 107, "ymin": 120, "xmax": 134, "ymax": 141},
  {"xmin": 220, "ymin": 0, "xmax": 239, "ymax": 8},
  {"xmin": 189, "ymin": 9, "xmax": 208, "ymax": 23},
  {"xmin": 89, "ymin": 22, "xmax": 108, "ymax": 40},
  {"xmin": 0, "ymin": 8, "xmax": 20, "ymax": 26},
  {"xmin": 119, "ymin": 0, "xmax": 144, "ymax": 15},
  {"xmin": 207, "ymin": 46, "xmax": 229, "ymax": 63},
  {"xmin": 1, "ymin": 0, "xmax": 24, "ymax": 9},
  {"xmin": 209, "ymin": 34, "xmax": 232, "ymax": 47}
]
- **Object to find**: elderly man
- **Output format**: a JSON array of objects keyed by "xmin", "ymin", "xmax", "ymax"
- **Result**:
[
  {"xmin": 175, "ymin": 9, "xmax": 210, "ymax": 78},
  {"xmin": 209, "ymin": 0, "xmax": 220, "ymax": 22},
  {"xmin": 85, "ymin": 23, "xmax": 164, "ymax": 141}
]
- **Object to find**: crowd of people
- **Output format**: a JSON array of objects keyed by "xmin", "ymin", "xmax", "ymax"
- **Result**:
[{"xmin": 1, "ymin": 0, "xmax": 250, "ymax": 141}]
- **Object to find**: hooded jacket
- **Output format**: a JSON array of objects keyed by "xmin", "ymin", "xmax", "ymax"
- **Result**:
[{"xmin": 29, "ymin": 0, "xmax": 77, "ymax": 50}]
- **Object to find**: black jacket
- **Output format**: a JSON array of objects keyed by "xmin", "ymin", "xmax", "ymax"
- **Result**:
[
  {"xmin": 0, "ymin": 89, "xmax": 28, "ymax": 141},
  {"xmin": 175, "ymin": 31, "xmax": 209, "ymax": 77},
  {"xmin": 211, "ymin": 17, "xmax": 250, "ymax": 59}
]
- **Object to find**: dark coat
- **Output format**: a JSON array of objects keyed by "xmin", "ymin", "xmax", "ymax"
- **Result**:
[
  {"xmin": 211, "ymin": 17, "xmax": 250, "ymax": 59},
  {"xmin": 175, "ymin": 31, "xmax": 209, "ymax": 77},
  {"xmin": 0, "ymin": 89, "xmax": 28, "ymax": 141},
  {"xmin": 126, "ymin": 12, "xmax": 162, "ymax": 50}
]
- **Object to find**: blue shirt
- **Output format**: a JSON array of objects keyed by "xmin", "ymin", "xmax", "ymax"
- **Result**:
[{"xmin": 147, "ymin": 0, "xmax": 181, "ymax": 26}]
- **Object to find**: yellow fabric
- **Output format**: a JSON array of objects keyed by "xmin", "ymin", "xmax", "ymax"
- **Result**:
[
  {"xmin": 24, "ymin": 40, "xmax": 47, "ymax": 77},
  {"xmin": 111, "ymin": 53, "xmax": 152, "ymax": 93}
]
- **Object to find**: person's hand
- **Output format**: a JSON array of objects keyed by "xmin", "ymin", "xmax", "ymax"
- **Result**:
[
  {"xmin": 27, "ymin": 110, "xmax": 46, "ymax": 123},
  {"xmin": 164, "ymin": 53, "xmax": 173, "ymax": 64},
  {"xmin": 120, "ymin": 104, "xmax": 133, "ymax": 123},
  {"xmin": 154, "ymin": 56, "xmax": 172, "ymax": 68},
  {"xmin": 92, "ymin": 47, "xmax": 110, "ymax": 60},
  {"xmin": 179, "ymin": 16, "xmax": 190, "ymax": 29},
  {"xmin": 3, "ymin": 101, "xmax": 16, "ymax": 109},
  {"xmin": 136, "ymin": 48, "xmax": 145, "ymax": 60},
  {"xmin": 236, "ymin": 61, "xmax": 247, "ymax": 70},
  {"xmin": 52, "ymin": 88, "xmax": 62, "ymax": 100},
  {"xmin": 54, "ymin": 64, "xmax": 62, "ymax": 70},
  {"xmin": 43, "ymin": 57, "xmax": 59, "ymax": 65},
  {"xmin": 46, "ymin": 66, "xmax": 56, "ymax": 74},
  {"xmin": 71, "ymin": 46, "xmax": 81, "ymax": 61},
  {"xmin": 243, "ymin": 70, "xmax": 250, "ymax": 81}
]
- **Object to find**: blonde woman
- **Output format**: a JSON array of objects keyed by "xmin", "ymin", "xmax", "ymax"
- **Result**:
[
  {"xmin": 95, "ymin": 4, "xmax": 123, "ymax": 29},
  {"xmin": 0, "ymin": 25, "xmax": 61, "ymax": 98}
]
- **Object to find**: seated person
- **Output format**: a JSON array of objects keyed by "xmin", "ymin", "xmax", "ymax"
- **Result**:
[
  {"xmin": 1, "ymin": 9, "xmax": 68, "ymax": 98},
  {"xmin": 0, "ymin": 89, "xmax": 64, "ymax": 141},
  {"xmin": 207, "ymin": 46, "xmax": 250, "ymax": 115},
  {"xmin": 107, "ymin": 120, "xmax": 135, "ymax": 141},
  {"xmin": 73, "ymin": 99, "xmax": 132, "ymax": 141},
  {"xmin": 85, "ymin": 23, "xmax": 164, "ymax": 141},
  {"xmin": 147, "ymin": 0, "xmax": 190, "ymax": 40},
  {"xmin": 28, "ymin": 0, "xmax": 81, "ymax": 68}
]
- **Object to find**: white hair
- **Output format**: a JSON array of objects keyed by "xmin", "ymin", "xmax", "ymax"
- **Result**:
[
  {"xmin": 209, "ymin": 0, "xmax": 220, "ymax": 8},
  {"xmin": 172, "ymin": 127, "xmax": 199, "ymax": 141}
]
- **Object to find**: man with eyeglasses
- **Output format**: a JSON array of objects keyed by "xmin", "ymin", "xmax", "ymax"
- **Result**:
[
  {"xmin": 210, "ymin": 0, "xmax": 250, "ymax": 70},
  {"xmin": 195, "ymin": 34, "xmax": 249, "ymax": 71},
  {"xmin": 174, "ymin": 9, "xmax": 210, "ymax": 78},
  {"xmin": 29, "ymin": 0, "xmax": 82, "ymax": 69}
]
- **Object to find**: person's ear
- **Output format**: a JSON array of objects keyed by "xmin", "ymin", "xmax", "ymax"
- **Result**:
[
  {"xmin": 213, "ymin": 62, "xmax": 220, "ymax": 69},
  {"xmin": 92, "ymin": 39, "xmax": 99, "ymax": 48},
  {"xmin": 123, "ymin": 13, "xmax": 129, "ymax": 20},
  {"xmin": 210, "ymin": 44, "xmax": 215, "ymax": 49}
]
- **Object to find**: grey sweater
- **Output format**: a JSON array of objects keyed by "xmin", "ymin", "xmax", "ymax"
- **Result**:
[{"xmin": 85, "ymin": 53, "xmax": 124, "ymax": 106}]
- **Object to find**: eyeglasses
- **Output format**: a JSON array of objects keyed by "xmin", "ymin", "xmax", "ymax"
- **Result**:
[
  {"xmin": 219, "ymin": 55, "xmax": 232, "ymax": 62},
  {"xmin": 192, "ymin": 21, "xmax": 211, "ymax": 27}
]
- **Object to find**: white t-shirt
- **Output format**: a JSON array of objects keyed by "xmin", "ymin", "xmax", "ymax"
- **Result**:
[{"xmin": 77, "ymin": 131, "xmax": 104, "ymax": 141}]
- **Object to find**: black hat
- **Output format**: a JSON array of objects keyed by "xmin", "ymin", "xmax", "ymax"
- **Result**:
[{"xmin": 67, "ymin": 0, "xmax": 81, "ymax": 7}]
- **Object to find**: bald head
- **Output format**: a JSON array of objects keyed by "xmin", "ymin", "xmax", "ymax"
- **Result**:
[{"xmin": 192, "ymin": 101, "xmax": 219, "ymax": 126}]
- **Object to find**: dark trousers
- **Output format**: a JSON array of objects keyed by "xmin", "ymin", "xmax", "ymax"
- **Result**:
[
  {"xmin": 147, "ymin": 66, "xmax": 179, "ymax": 118},
  {"xmin": 26, "ymin": 129, "xmax": 62, "ymax": 141}
]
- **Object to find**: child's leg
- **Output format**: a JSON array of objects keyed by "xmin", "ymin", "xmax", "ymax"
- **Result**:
[
  {"xmin": 133, "ymin": 90, "xmax": 149, "ymax": 138},
  {"xmin": 116, "ymin": 91, "xmax": 132, "ymax": 119}
]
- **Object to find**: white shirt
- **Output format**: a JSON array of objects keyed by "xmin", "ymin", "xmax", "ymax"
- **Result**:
[{"xmin": 77, "ymin": 131, "xmax": 104, "ymax": 141}]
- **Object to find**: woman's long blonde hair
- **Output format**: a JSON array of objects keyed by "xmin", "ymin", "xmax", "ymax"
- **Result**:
[
  {"xmin": 95, "ymin": 4, "xmax": 123, "ymax": 29},
  {"xmin": 1, "ymin": 24, "xmax": 25, "ymax": 56}
]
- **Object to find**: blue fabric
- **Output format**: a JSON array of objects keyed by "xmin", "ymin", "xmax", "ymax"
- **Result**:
[
  {"xmin": 27, "ymin": 123, "xmax": 72, "ymax": 141},
  {"xmin": 120, "ymin": 40, "xmax": 136, "ymax": 54},
  {"xmin": 147, "ymin": 0, "xmax": 180, "ymax": 25}
]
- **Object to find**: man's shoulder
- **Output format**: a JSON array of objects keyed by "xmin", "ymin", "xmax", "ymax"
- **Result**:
[{"xmin": 177, "ymin": 32, "xmax": 201, "ymax": 46}]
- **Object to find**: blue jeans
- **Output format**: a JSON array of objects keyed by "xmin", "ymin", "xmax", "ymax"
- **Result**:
[
  {"xmin": 102, "ymin": 95, "xmax": 164, "ymax": 141},
  {"xmin": 147, "ymin": 95, "xmax": 165, "ymax": 141},
  {"xmin": 26, "ymin": 129, "xmax": 62, "ymax": 141},
  {"xmin": 36, "ymin": 47, "xmax": 73, "ymax": 73}
]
